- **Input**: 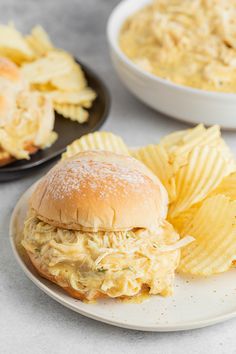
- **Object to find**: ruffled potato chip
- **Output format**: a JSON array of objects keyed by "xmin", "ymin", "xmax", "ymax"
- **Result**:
[
  {"xmin": 131, "ymin": 144, "xmax": 176, "ymax": 202},
  {"xmin": 31, "ymin": 82, "xmax": 56, "ymax": 92},
  {"xmin": 209, "ymin": 172, "xmax": 236, "ymax": 200},
  {"xmin": 178, "ymin": 195, "xmax": 236, "ymax": 275},
  {"xmin": 25, "ymin": 25, "xmax": 54, "ymax": 57},
  {"xmin": 169, "ymin": 204, "xmax": 199, "ymax": 234},
  {"xmin": 0, "ymin": 24, "xmax": 34, "ymax": 63},
  {"xmin": 40, "ymin": 131, "xmax": 58, "ymax": 148},
  {"xmin": 54, "ymin": 103, "xmax": 89, "ymax": 123},
  {"xmin": 160, "ymin": 124, "xmax": 234, "ymax": 172},
  {"xmin": 47, "ymin": 87, "xmax": 96, "ymax": 105},
  {"xmin": 62, "ymin": 132, "xmax": 130, "ymax": 160},
  {"xmin": 81, "ymin": 100, "xmax": 93, "ymax": 108},
  {"xmin": 51, "ymin": 62, "xmax": 87, "ymax": 91},
  {"xmin": 21, "ymin": 51, "xmax": 72, "ymax": 83},
  {"xmin": 169, "ymin": 145, "xmax": 236, "ymax": 218},
  {"xmin": 160, "ymin": 124, "xmax": 206, "ymax": 152}
]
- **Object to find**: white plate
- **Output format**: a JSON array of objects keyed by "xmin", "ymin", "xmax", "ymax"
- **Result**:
[{"xmin": 10, "ymin": 182, "xmax": 236, "ymax": 332}]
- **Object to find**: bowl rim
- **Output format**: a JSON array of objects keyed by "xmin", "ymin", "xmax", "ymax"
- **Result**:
[{"xmin": 107, "ymin": 0, "xmax": 236, "ymax": 100}]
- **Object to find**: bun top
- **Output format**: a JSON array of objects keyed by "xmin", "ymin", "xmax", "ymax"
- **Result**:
[{"xmin": 31, "ymin": 150, "xmax": 168, "ymax": 231}]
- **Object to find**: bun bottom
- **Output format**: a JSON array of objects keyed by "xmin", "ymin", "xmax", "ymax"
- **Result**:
[
  {"xmin": 27, "ymin": 252, "xmax": 106, "ymax": 302},
  {"xmin": 0, "ymin": 154, "xmax": 15, "ymax": 167},
  {"xmin": 0, "ymin": 144, "xmax": 39, "ymax": 167}
]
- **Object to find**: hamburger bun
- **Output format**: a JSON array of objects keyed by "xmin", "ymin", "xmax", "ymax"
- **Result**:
[
  {"xmin": 31, "ymin": 150, "xmax": 168, "ymax": 231},
  {"xmin": 28, "ymin": 250, "xmax": 112, "ymax": 301}
]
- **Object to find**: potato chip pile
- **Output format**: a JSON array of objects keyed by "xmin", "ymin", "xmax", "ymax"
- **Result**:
[
  {"xmin": 0, "ymin": 24, "xmax": 96, "ymax": 123},
  {"xmin": 61, "ymin": 125, "xmax": 236, "ymax": 277}
]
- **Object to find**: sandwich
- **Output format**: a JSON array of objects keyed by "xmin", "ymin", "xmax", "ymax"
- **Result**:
[
  {"xmin": 22, "ymin": 150, "xmax": 190, "ymax": 301},
  {"xmin": 0, "ymin": 57, "xmax": 57, "ymax": 166}
]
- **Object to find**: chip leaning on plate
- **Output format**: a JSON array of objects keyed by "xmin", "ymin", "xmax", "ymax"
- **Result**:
[
  {"xmin": 21, "ymin": 150, "xmax": 192, "ymax": 301},
  {"xmin": 61, "ymin": 125, "xmax": 236, "ymax": 278}
]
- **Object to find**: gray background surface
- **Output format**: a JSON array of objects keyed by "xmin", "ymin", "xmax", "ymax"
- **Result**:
[{"xmin": 1, "ymin": 1, "xmax": 236, "ymax": 353}]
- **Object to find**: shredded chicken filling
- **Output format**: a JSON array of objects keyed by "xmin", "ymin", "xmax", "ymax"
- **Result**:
[
  {"xmin": 120, "ymin": 0, "xmax": 236, "ymax": 92},
  {"xmin": 22, "ymin": 213, "xmax": 182, "ymax": 299}
]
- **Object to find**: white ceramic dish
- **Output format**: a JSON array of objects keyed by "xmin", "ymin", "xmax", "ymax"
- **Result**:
[
  {"xmin": 107, "ymin": 0, "xmax": 236, "ymax": 129},
  {"xmin": 10, "ymin": 181, "xmax": 236, "ymax": 332}
]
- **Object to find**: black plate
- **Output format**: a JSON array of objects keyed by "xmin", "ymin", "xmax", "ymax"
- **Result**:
[{"xmin": 0, "ymin": 60, "xmax": 110, "ymax": 182}]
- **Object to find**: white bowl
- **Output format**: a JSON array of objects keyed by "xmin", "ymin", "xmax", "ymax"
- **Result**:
[{"xmin": 107, "ymin": 0, "xmax": 236, "ymax": 129}]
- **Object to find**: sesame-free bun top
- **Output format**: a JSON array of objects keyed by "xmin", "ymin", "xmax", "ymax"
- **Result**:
[{"xmin": 31, "ymin": 150, "xmax": 168, "ymax": 231}]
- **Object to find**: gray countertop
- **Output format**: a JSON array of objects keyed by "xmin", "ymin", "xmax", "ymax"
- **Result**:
[{"xmin": 1, "ymin": 1, "xmax": 236, "ymax": 353}]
